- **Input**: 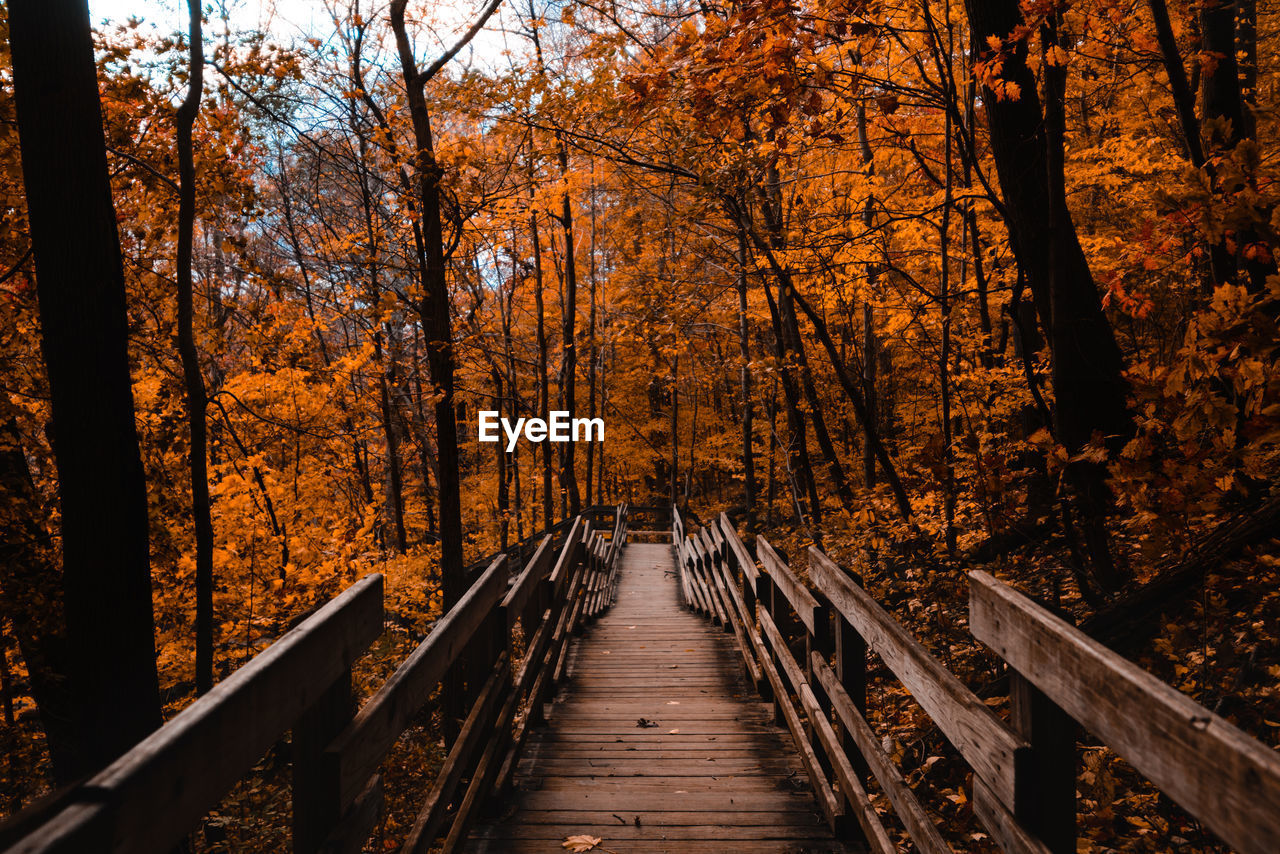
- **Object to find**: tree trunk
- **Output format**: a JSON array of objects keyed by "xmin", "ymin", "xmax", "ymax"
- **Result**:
[
  {"xmin": 940, "ymin": 99, "xmax": 957, "ymax": 557},
  {"xmin": 965, "ymin": 0, "xmax": 1131, "ymax": 452},
  {"xmin": 584, "ymin": 172, "xmax": 599, "ymax": 508},
  {"xmin": 528, "ymin": 157, "xmax": 555, "ymax": 525},
  {"xmin": 1201, "ymin": 0, "xmax": 1244, "ymax": 149},
  {"xmin": 1148, "ymin": 0, "xmax": 1205, "ymax": 166},
  {"xmin": 966, "ymin": 0, "xmax": 1132, "ymax": 590},
  {"xmin": 375, "ymin": 330, "xmax": 408, "ymax": 553},
  {"xmin": 556, "ymin": 140, "xmax": 582, "ymax": 516},
  {"xmin": 493, "ymin": 369, "xmax": 510, "ymax": 549},
  {"xmin": 174, "ymin": 0, "xmax": 216, "ymax": 694},
  {"xmin": 0, "ymin": 416, "xmax": 78, "ymax": 781},
  {"xmin": 735, "ymin": 224, "xmax": 757, "ymax": 530},
  {"xmin": 762, "ymin": 283, "xmax": 821, "ymax": 525},
  {"xmin": 9, "ymin": 0, "xmax": 162, "ymax": 773},
  {"xmin": 863, "ymin": 304, "xmax": 877, "ymax": 487},
  {"xmin": 389, "ymin": 1, "xmax": 465, "ymax": 608}
]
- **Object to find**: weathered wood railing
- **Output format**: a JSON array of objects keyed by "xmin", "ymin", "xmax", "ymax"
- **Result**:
[
  {"xmin": 5, "ymin": 504, "xmax": 629, "ymax": 854},
  {"xmin": 673, "ymin": 506, "xmax": 1280, "ymax": 854}
]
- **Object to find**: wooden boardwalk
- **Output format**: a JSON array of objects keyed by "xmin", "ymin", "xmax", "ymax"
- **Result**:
[
  {"xmin": 464, "ymin": 542, "xmax": 851, "ymax": 854},
  {"xmin": 15, "ymin": 507, "xmax": 1278, "ymax": 854}
]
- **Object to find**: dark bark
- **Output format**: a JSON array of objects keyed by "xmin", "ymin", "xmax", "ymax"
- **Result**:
[
  {"xmin": 735, "ymin": 225, "xmax": 757, "ymax": 530},
  {"xmin": 493, "ymin": 369, "xmax": 510, "ymax": 549},
  {"xmin": 761, "ymin": 282, "xmax": 822, "ymax": 525},
  {"xmin": 940, "ymin": 101, "xmax": 957, "ymax": 557},
  {"xmin": 555, "ymin": 140, "xmax": 582, "ymax": 516},
  {"xmin": 375, "ymin": 331, "xmax": 408, "ymax": 553},
  {"xmin": 966, "ymin": 0, "xmax": 1132, "ymax": 589},
  {"xmin": 175, "ymin": 0, "xmax": 216, "ymax": 694},
  {"xmin": 781, "ymin": 285, "xmax": 857, "ymax": 518},
  {"xmin": 1201, "ymin": 0, "xmax": 1244, "ymax": 149},
  {"xmin": 1148, "ymin": 0, "xmax": 1205, "ymax": 166},
  {"xmin": 670, "ymin": 358, "xmax": 680, "ymax": 507},
  {"xmin": 965, "ymin": 0, "xmax": 1131, "ymax": 453},
  {"xmin": 863, "ymin": 305, "xmax": 877, "ymax": 487},
  {"xmin": 755, "ymin": 171, "xmax": 823, "ymax": 525},
  {"xmin": 0, "ymin": 417, "xmax": 78, "ymax": 781},
  {"xmin": 1045, "ymin": 13, "xmax": 1126, "ymax": 590},
  {"xmin": 389, "ymin": 0, "xmax": 465, "ymax": 608},
  {"xmin": 528, "ymin": 164, "xmax": 555, "ymax": 526},
  {"xmin": 584, "ymin": 177, "xmax": 599, "ymax": 507},
  {"xmin": 9, "ymin": 0, "xmax": 162, "ymax": 772}
]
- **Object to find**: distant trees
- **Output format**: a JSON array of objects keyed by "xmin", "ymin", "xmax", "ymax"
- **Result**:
[{"xmin": 3, "ymin": 0, "xmax": 1280, "ymax": 818}]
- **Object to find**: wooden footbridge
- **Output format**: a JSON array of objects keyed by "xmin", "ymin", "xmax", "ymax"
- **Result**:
[{"xmin": 5, "ymin": 505, "xmax": 1279, "ymax": 854}]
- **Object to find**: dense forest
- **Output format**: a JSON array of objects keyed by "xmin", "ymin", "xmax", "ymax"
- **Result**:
[{"xmin": 1, "ymin": 0, "xmax": 1278, "ymax": 849}]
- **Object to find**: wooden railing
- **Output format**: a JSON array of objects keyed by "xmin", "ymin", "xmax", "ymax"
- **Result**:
[
  {"xmin": 5, "ymin": 504, "xmax": 629, "ymax": 854},
  {"xmin": 673, "ymin": 506, "xmax": 1280, "ymax": 854}
]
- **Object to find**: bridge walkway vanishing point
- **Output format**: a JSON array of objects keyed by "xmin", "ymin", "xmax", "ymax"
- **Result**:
[
  {"xmin": 464, "ymin": 540, "xmax": 851, "ymax": 853},
  {"xmin": 6, "ymin": 503, "xmax": 1280, "ymax": 854}
]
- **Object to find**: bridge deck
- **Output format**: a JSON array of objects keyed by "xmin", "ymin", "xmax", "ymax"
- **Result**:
[{"xmin": 465, "ymin": 542, "xmax": 851, "ymax": 853}]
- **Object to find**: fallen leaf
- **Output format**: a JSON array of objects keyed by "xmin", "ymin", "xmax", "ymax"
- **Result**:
[
  {"xmin": 563, "ymin": 835, "xmax": 603, "ymax": 852},
  {"xmin": 668, "ymin": 728, "xmax": 680, "ymax": 733}
]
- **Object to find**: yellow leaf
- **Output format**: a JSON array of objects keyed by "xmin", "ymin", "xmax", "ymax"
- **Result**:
[{"xmin": 563, "ymin": 835, "xmax": 602, "ymax": 852}]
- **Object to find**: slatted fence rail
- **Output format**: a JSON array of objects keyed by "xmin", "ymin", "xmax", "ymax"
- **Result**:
[
  {"xmin": 673, "ymin": 506, "xmax": 1280, "ymax": 854},
  {"xmin": 4, "ymin": 505, "xmax": 629, "ymax": 854},
  {"xmin": 8, "ymin": 500, "xmax": 1278, "ymax": 854}
]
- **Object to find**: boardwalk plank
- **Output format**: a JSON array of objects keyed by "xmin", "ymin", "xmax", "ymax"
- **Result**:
[{"xmin": 463, "ymin": 542, "xmax": 854, "ymax": 854}]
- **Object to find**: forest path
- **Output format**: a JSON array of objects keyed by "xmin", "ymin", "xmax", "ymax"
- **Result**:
[{"xmin": 463, "ymin": 542, "xmax": 853, "ymax": 854}]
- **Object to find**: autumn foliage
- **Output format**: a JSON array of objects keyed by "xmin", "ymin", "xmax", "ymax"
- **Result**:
[{"xmin": 1, "ymin": 0, "xmax": 1279, "ymax": 849}]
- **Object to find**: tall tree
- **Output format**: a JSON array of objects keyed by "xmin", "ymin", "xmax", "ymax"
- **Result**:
[
  {"xmin": 555, "ymin": 139, "xmax": 582, "ymax": 516},
  {"xmin": 174, "ymin": 0, "xmax": 216, "ymax": 695},
  {"xmin": 387, "ymin": 0, "xmax": 500, "ymax": 607},
  {"xmin": 965, "ymin": 0, "xmax": 1133, "ymax": 589},
  {"xmin": 9, "ymin": 0, "xmax": 162, "ymax": 772}
]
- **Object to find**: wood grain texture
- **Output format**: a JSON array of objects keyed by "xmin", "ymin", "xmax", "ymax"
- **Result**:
[
  {"xmin": 462, "ymin": 542, "xmax": 852, "ymax": 854},
  {"xmin": 810, "ymin": 551, "xmax": 1025, "ymax": 806},
  {"xmin": 7, "ymin": 574, "xmax": 384, "ymax": 854},
  {"xmin": 756, "ymin": 537, "xmax": 822, "ymax": 634},
  {"xmin": 971, "ymin": 776, "xmax": 1052, "ymax": 854},
  {"xmin": 810, "ymin": 652, "xmax": 953, "ymax": 854},
  {"xmin": 970, "ymin": 570, "xmax": 1280, "ymax": 854},
  {"xmin": 325, "ymin": 560, "xmax": 507, "ymax": 807},
  {"xmin": 503, "ymin": 534, "xmax": 555, "ymax": 620},
  {"xmin": 717, "ymin": 514, "xmax": 759, "ymax": 586}
]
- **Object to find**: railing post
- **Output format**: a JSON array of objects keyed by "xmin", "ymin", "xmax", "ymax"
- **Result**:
[
  {"xmin": 763, "ymin": 575, "xmax": 785, "ymax": 726},
  {"xmin": 834, "ymin": 611, "xmax": 868, "ymax": 783},
  {"xmin": 1011, "ymin": 671, "xmax": 1077, "ymax": 854},
  {"xmin": 833, "ymin": 567, "xmax": 869, "ymax": 786},
  {"xmin": 293, "ymin": 668, "xmax": 354, "ymax": 854},
  {"xmin": 806, "ymin": 597, "xmax": 836, "ymax": 807}
]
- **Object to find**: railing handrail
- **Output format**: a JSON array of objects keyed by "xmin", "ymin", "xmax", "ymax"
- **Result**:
[
  {"xmin": 970, "ymin": 569, "xmax": 1280, "ymax": 854},
  {"xmin": 681, "ymin": 510, "xmax": 1280, "ymax": 854},
  {"xmin": 5, "ymin": 573, "xmax": 385, "ymax": 854},
  {"xmin": 4, "ymin": 506, "xmax": 631, "ymax": 854}
]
